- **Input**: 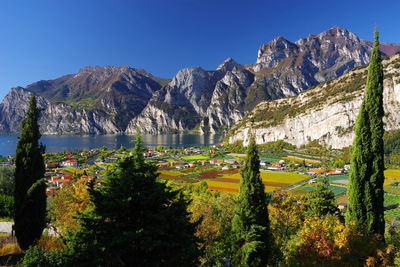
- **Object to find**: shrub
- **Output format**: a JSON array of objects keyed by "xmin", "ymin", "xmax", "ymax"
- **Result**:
[
  {"xmin": 20, "ymin": 246, "xmax": 65, "ymax": 267},
  {"xmin": 0, "ymin": 194, "xmax": 14, "ymax": 218}
]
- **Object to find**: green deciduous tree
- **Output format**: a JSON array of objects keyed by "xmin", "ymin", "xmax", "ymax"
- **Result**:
[
  {"xmin": 232, "ymin": 135, "xmax": 270, "ymax": 266},
  {"xmin": 64, "ymin": 129, "xmax": 200, "ymax": 266},
  {"xmin": 48, "ymin": 179, "xmax": 92, "ymax": 237},
  {"xmin": 14, "ymin": 95, "xmax": 47, "ymax": 250},
  {"xmin": 187, "ymin": 182, "xmax": 236, "ymax": 265},
  {"xmin": 346, "ymin": 29, "xmax": 385, "ymax": 235}
]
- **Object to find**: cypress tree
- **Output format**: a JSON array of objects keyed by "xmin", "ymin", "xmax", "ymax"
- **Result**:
[
  {"xmin": 346, "ymin": 104, "xmax": 371, "ymax": 226},
  {"xmin": 346, "ymin": 29, "xmax": 385, "ymax": 235},
  {"xmin": 232, "ymin": 134, "xmax": 270, "ymax": 266},
  {"xmin": 365, "ymin": 28, "xmax": 385, "ymax": 235},
  {"xmin": 14, "ymin": 95, "xmax": 47, "ymax": 250}
]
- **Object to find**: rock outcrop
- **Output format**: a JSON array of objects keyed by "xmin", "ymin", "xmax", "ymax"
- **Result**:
[{"xmin": 227, "ymin": 54, "xmax": 400, "ymax": 149}]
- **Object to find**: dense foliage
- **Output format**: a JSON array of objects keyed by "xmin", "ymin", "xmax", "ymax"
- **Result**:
[
  {"xmin": 0, "ymin": 194, "xmax": 14, "ymax": 218},
  {"xmin": 48, "ymin": 179, "xmax": 92, "ymax": 236},
  {"xmin": 346, "ymin": 29, "xmax": 385, "ymax": 235},
  {"xmin": 307, "ymin": 178, "xmax": 339, "ymax": 217},
  {"xmin": 258, "ymin": 140, "xmax": 295, "ymax": 157},
  {"xmin": 21, "ymin": 246, "xmax": 65, "ymax": 267},
  {"xmin": 384, "ymin": 130, "xmax": 400, "ymax": 154},
  {"xmin": 0, "ymin": 166, "xmax": 15, "ymax": 196},
  {"xmin": 186, "ymin": 181, "xmax": 236, "ymax": 265},
  {"xmin": 63, "ymin": 130, "xmax": 200, "ymax": 266},
  {"xmin": 14, "ymin": 95, "xmax": 47, "ymax": 250}
]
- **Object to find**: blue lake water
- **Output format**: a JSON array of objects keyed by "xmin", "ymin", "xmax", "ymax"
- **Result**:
[{"xmin": 0, "ymin": 134, "xmax": 223, "ymax": 156}]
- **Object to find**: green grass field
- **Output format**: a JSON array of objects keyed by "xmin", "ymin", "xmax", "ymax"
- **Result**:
[
  {"xmin": 180, "ymin": 155, "xmax": 209, "ymax": 160},
  {"xmin": 384, "ymin": 186, "xmax": 400, "ymax": 195},
  {"xmin": 301, "ymin": 184, "xmax": 347, "ymax": 196},
  {"xmin": 227, "ymin": 153, "xmax": 246, "ymax": 158},
  {"xmin": 384, "ymin": 194, "xmax": 400, "ymax": 221},
  {"xmin": 326, "ymin": 175, "xmax": 349, "ymax": 185},
  {"xmin": 164, "ymin": 158, "xmax": 178, "ymax": 162}
]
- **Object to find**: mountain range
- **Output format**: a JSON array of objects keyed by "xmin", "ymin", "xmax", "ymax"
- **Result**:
[{"xmin": 1, "ymin": 26, "xmax": 399, "ymax": 136}]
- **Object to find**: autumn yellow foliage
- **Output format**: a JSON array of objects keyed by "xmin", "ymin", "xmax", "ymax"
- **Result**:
[
  {"xmin": 290, "ymin": 215, "xmax": 395, "ymax": 266},
  {"xmin": 48, "ymin": 179, "xmax": 93, "ymax": 236}
]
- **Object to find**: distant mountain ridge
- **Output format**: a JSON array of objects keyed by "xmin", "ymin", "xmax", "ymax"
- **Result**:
[{"xmin": 0, "ymin": 26, "xmax": 399, "ymax": 134}]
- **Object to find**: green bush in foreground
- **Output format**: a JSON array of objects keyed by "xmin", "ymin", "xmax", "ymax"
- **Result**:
[
  {"xmin": 21, "ymin": 246, "xmax": 65, "ymax": 267},
  {"xmin": 0, "ymin": 194, "xmax": 14, "ymax": 218}
]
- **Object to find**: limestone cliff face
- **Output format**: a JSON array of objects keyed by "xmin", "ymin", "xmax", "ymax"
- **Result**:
[{"xmin": 228, "ymin": 54, "xmax": 400, "ymax": 149}]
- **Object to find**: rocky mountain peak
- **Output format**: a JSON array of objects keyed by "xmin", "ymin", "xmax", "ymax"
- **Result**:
[
  {"xmin": 169, "ymin": 67, "xmax": 208, "ymax": 88},
  {"xmin": 74, "ymin": 65, "xmax": 131, "ymax": 80},
  {"xmin": 255, "ymin": 35, "xmax": 298, "ymax": 69},
  {"xmin": 271, "ymin": 36, "xmax": 297, "ymax": 49},
  {"xmin": 217, "ymin": 57, "xmax": 242, "ymax": 72}
]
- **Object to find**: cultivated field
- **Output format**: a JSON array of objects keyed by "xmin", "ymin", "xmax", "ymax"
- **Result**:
[
  {"xmin": 384, "ymin": 169, "xmax": 400, "ymax": 179},
  {"xmin": 282, "ymin": 156, "xmax": 321, "ymax": 164},
  {"xmin": 206, "ymin": 171, "xmax": 309, "ymax": 193}
]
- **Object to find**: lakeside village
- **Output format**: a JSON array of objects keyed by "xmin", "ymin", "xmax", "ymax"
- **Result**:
[
  {"xmin": 1, "ymin": 142, "xmax": 348, "ymax": 196},
  {"xmin": 2, "ymin": 139, "xmax": 400, "ymax": 220}
]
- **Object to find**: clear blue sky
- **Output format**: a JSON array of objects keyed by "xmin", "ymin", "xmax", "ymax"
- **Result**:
[{"xmin": 0, "ymin": 0, "xmax": 399, "ymax": 101}]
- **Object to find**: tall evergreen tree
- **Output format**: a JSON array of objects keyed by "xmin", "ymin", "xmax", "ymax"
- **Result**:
[
  {"xmin": 232, "ymin": 134, "xmax": 270, "ymax": 266},
  {"xmin": 14, "ymin": 95, "xmax": 47, "ymax": 250},
  {"xmin": 346, "ymin": 104, "xmax": 371, "ymax": 226},
  {"xmin": 365, "ymin": 29, "xmax": 385, "ymax": 235},
  {"xmin": 346, "ymin": 29, "xmax": 385, "ymax": 235},
  {"xmin": 64, "ymin": 129, "xmax": 200, "ymax": 266}
]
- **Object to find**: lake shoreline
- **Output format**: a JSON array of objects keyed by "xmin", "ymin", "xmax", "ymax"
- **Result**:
[{"xmin": 0, "ymin": 134, "xmax": 223, "ymax": 156}]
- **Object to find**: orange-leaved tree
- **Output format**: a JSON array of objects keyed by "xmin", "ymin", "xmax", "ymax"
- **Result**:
[{"xmin": 48, "ymin": 179, "xmax": 92, "ymax": 236}]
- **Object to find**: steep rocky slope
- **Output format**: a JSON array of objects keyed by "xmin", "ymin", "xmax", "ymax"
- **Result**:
[
  {"xmin": 126, "ymin": 58, "xmax": 246, "ymax": 134},
  {"xmin": 227, "ymin": 54, "xmax": 400, "ymax": 149},
  {"xmin": 0, "ymin": 66, "xmax": 168, "ymax": 134},
  {"xmin": 0, "ymin": 87, "xmax": 120, "ymax": 134}
]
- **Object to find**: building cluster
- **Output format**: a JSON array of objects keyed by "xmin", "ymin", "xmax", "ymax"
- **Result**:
[{"xmin": 44, "ymin": 152, "xmax": 100, "ymax": 197}]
